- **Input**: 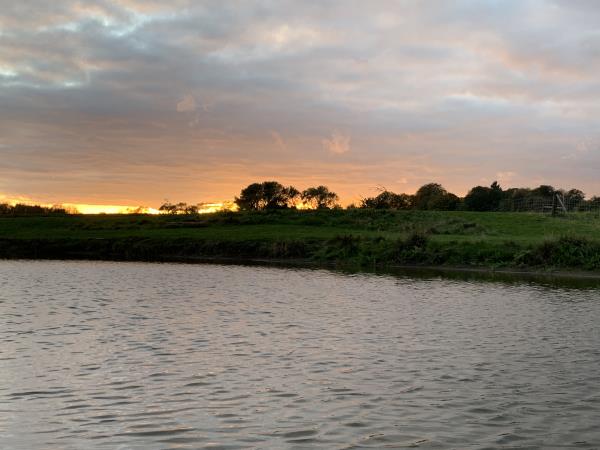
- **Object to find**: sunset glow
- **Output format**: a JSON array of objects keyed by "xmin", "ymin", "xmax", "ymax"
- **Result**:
[
  {"xmin": 0, "ymin": 195, "xmax": 159, "ymax": 214},
  {"xmin": 196, "ymin": 202, "xmax": 237, "ymax": 214},
  {"xmin": 66, "ymin": 204, "xmax": 160, "ymax": 215},
  {"xmin": 0, "ymin": 195, "xmax": 242, "ymax": 215}
]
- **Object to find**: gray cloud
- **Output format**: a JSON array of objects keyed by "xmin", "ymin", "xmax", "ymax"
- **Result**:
[{"xmin": 1, "ymin": 0, "xmax": 600, "ymax": 205}]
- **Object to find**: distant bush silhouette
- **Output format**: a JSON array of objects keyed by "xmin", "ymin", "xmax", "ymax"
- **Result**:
[
  {"xmin": 0, "ymin": 203, "xmax": 68, "ymax": 216},
  {"xmin": 360, "ymin": 190, "xmax": 413, "ymax": 209}
]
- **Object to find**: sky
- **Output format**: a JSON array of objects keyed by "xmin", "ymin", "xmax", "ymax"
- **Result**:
[{"xmin": 2, "ymin": 0, "xmax": 600, "ymax": 210}]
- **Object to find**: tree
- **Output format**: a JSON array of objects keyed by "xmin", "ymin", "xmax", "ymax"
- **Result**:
[
  {"xmin": 531, "ymin": 185, "xmax": 555, "ymax": 198},
  {"xmin": 563, "ymin": 188, "xmax": 585, "ymax": 211},
  {"xmin": 286, "ymin": 186, "xmax": 301, "ymax": 205},
  {"xmin": 430, "ymin": 192, "xmax": 460, "ymax": 210},
  {"xmin": 500, "ymin": 187, "xmax": 531, "ymax": 211},
  {"xmin": 360, "ymin": 190, "xmax": 413, "ymax": 209},
  {"xmin": 413, "ymin": 183, "xmax": 459, "ymax": 210},
  {"xmin": 234, "ymin": 183, "xmax": 263, "ymax": 211},
  {"xmin": 235, "ymin": 181, "xmax": 299, "ymax": 211},
  {"xmin": 464, "ymin": 181, "xmax": 503, "ymax": 211},
  {"xmin": 159, "ymin": 202, "xmax": 178, "ymax": 214},
  {"xmin": 262, "ymin": 181, "xmax": 299, "ymax": 209},
  {"xmin": 175, "ymin": 202, "xmax": 188, "ymax": 213},
  {"xmin": 565, "ymin": 189, "xmax": 585, "ymax": 203},
  {"xmin": 489, "ymin": 181, "xmax": 503, "ymax": 209},
  {"xmin": 158, "ymin": 201, "xmax": 198, "ymax": 214},
  {"xmin": 184, "ymin": 204, "xmax": 199, "ymax": 214},
  {"xmin": 301, "ymin": 185, "xmax": 339, "ymax": 209},
  {"xmin": 464, "ymin": 186, "xmax": 493, "ymax": 211}
]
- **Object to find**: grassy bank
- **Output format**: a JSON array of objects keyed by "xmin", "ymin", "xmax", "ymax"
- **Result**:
[{"xmin": 1, "ymin": 209, "xmax": 600, "ymax": 272}]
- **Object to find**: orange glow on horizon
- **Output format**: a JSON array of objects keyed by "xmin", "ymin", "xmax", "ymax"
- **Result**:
[
  {"xmin": 65, "ymin": 204, "xmax": 161, "ymax": 214},
  {"xmin": 0, "ymin": 194, "xmax": 240, "ymax": 215},
  {"xmin": 196, "ymin": 201, "xmax": 238, "ymax": 214},
  {"xmin": 293, "ymin": 201, "xmax": 312, "ymax": 210}
]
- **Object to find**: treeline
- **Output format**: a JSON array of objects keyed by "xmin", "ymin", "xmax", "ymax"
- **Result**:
[
  {"xmin": 0, "ymin": 203, "xmax": 69, "ymax": 216},
  {"xmin": 158, "ymin": 181, "xmax": 340, "ymax": 214},
  {"xmin": 5, "ymin": 181, "xmax": 600, "ymax": 217},
  {"xmin": 226, "ymin": 180, "xmax": 599, "ymax": 212},
  {"xmin": 360, "ymin": 183, "xmax": 459, "ymax": 210},
  {"xmin": 157, "ymin": 180, "xmax": 600, "ymax": 214},
  {"xmin": 235, "ymin": 181, "xmax": 339, "ymax": 210},
  {"xmin": 360, "ymin": 182, "xmax": 600, "ymax": 212}
]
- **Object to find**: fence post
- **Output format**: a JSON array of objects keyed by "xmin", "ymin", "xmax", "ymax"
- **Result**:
[
  {"xmin": 552, "ymin": 193, "xmax": 557, "ymax": 216},
  {"xmin": 557, "ymin": 193, "xmax": 567, "ymax": 213}
]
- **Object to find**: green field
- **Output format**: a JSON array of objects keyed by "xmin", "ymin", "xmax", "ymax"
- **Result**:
[{"xmin": 1, "ymin": 209, "xmax": 600, "ymax": 271}]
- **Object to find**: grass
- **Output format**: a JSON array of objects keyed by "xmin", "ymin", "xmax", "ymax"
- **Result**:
[{"xmin": 1, "ymin": 209, "xmax": 599, "ymax": 271}]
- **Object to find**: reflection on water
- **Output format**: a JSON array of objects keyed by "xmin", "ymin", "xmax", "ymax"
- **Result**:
[
  {"xmin": 383, "ymin": 266, "xmax": 600, "ymax": 290},
  {"xmin": 1, "ymin": 260, "xmax": 600, "ymax": 449}
]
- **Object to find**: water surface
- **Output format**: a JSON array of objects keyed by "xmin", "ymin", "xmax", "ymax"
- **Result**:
[{"xmin": 1, "ymin": 260, "xmax": 600, "ymax": 449}]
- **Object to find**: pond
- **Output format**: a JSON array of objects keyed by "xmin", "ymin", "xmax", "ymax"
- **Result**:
[{"xmin": 1, "ymin": 260, "xmax": 599, "ymax": 449}]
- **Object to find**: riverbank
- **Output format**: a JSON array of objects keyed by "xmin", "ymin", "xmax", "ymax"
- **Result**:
[{"xmin": 1, "ymin": 209, "xmax": 599, "ymax": 273}]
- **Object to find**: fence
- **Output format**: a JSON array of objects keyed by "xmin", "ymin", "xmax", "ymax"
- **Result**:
[{"xmin": 503, "ymin": 194, "xmax": 600, "ymax": 214}]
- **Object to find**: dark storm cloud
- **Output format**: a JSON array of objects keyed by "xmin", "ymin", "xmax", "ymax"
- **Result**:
[{"xmin": 1, "ymin": 0, "xmax": 600, "ymax": 205}]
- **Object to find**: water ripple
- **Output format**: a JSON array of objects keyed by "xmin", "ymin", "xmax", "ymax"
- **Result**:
[{"xmin": 1, "ymin": 260, "xmax": 600, "ymax": 449}]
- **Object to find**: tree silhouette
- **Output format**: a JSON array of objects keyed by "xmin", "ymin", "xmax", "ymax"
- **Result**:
[
  {"xmin": 360, "ymin": 190, "xmax": 412, "ymax": 209},
  {"xmin": 235, "ymin": 181, "xmax": 299, "ymax": 210},
  {"xmin": 565, "ymin": 189, "xmax": 585, "ymax": 203},
  {"xmin": 531, "ymin": 185, "xmax": 555, "ymax": 198},
  {"xmin": 262, "ymin": 181, "xmax": 299, "ymax": 209},
  {"xmin": 301, "ymin": 185, "xmax": 339, "ymax": 209},
  {"xmin": 464, "ymin": 182, "xmax": 503, "ymax": 211},
  {"xmin": 234, "ymin": 183, "xmax": 263, "ymax": 211},
  {"xmin": 413, "ymin": 183, "xmax": 459, "ymax": 210},
  {"xmin": 158, "ymin": 202, "xmax": 178, "ymax": 214},
  {"xmin": 158, "ymin": 202, "xmax": 198, "ymax": 214}
]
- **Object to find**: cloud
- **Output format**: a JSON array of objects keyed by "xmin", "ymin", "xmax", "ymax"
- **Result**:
[
  {"xmin": 270, "ymin": 131, "xmax": 287, "ymax": 152},
  {"xmin": 496, "ymin": 172, "xmax": 517, "ymax": 185},
  {"xmin": 323, "ymin": 131, "xmax": 350, "ymax": 155},
  {"xmin": 561, "ymin": 137, "xmax": 598, "ymax": 160},
  {"xmin": 176, "ymin": 94, "xmax": 196, "ymax": 112}
]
